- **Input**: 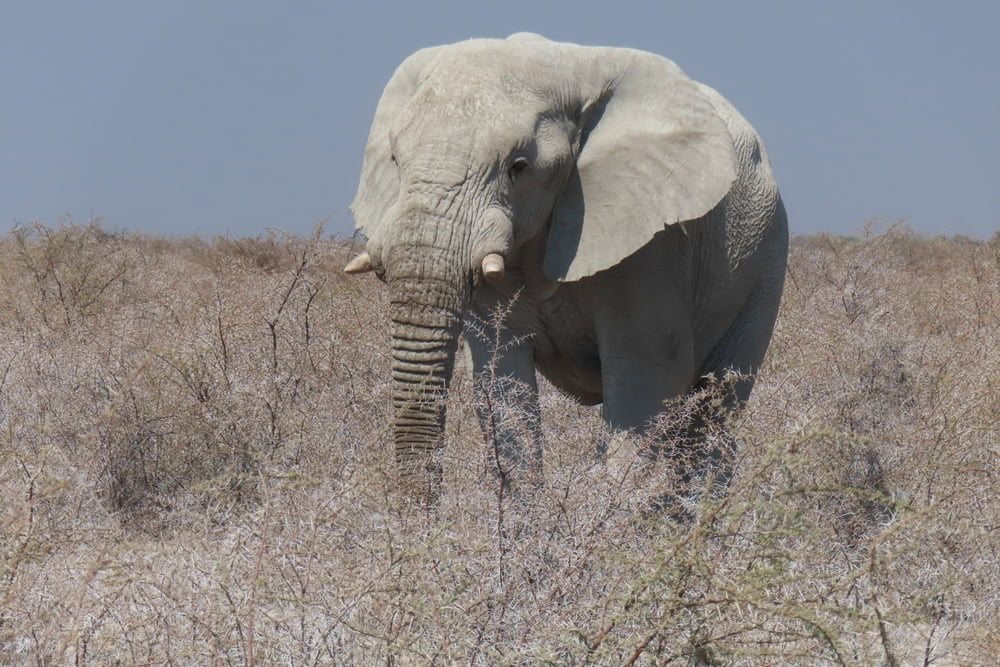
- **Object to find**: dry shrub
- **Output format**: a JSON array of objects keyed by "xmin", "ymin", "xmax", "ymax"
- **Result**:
[
  {"xmin": 0, "ymin": 221, "xmax": 996, "ymax": 664},
  {"xmin": 6, "ymin": 220, "xmax": 128, "ymax": 327}
]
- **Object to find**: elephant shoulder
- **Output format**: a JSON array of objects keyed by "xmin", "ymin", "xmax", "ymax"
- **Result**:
[
  {"xmin": 694, "ymin": 83, "xmax": 774, "ymax": 175},
  {"xmin": 693, "ymin": 83, "xmax": 786, "ymax": 269}
]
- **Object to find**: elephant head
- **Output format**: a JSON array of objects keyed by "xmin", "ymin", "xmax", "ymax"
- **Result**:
[{"xmin": 347, "ymin": 35, "xmax": 739, "ymax": 500}]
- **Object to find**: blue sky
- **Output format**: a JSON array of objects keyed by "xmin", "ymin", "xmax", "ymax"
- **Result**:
[{"xmin": 2, "ymin": 2, "xmax": 997, "ymax": 238}]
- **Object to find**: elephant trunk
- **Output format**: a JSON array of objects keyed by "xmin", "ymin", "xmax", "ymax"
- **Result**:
[{"xmin": 386, "ymin": 244, "xmax": 468, "ymax": 502}]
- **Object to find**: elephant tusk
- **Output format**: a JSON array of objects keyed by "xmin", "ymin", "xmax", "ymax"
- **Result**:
[
  {"xmin": 344, "ymin": 251, "xmax": 374, "ymax": 274},
  {"xmin": 481, "ymin": 253, "xmax": 505, "ymax": 281}
]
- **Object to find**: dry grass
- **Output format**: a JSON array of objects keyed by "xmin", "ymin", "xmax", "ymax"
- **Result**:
[{"xmin": 1, "ymin": 220, "xmax": 997, "ymax": 664}]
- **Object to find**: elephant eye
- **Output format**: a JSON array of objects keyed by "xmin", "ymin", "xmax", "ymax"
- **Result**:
[{"xmin": 508, "ymin": 156, "xmax": 529, "ymax": 180}]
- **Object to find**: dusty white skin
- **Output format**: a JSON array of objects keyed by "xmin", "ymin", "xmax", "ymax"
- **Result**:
[{"xmin": 348, "ymin": 33, "xmax": 788, "ymax": 501}]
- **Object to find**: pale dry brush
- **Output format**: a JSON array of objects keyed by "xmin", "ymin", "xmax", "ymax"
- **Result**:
[{"xmin": 0, "ymin": 221, "xmax": 997, "ymax": 664}]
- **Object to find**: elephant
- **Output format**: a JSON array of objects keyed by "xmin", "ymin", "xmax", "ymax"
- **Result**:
[{"xmin": 345, "ymin": 34, "xmax": 788, "ymax": 503}]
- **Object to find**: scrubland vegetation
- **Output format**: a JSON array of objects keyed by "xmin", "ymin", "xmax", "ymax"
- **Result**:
[{"xmin": 1, "ymin": 220, "xmax": 997, "ymax": 664}]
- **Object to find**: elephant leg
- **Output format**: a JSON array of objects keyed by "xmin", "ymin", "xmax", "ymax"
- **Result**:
[
  {"xmin": 598, "ymin": 341, "xmax": 710, "ymax": 519},
  {"xmin": 698, "ymin": 286, "xmax": 785, "ymax": 405},
  {"xmin": 465, "ymin": 319, "xmax": 543, "ymax": 491},
  {"xmin": 688, "ymin": 271, "xmax": 786, "ymax": 488},
  {"xmin": 594, "ymin": 275, "xmax": 696, "ymax": 437},
  {"xmin": 597, "ymin": 302, "xmax": 696, "ymax": 439},
  {"xmin": 595, "ymin": 300, "xmax": 739, "ymax": 513},
  {"xmin": 601, "ymin": 351, "xmax": 738, "ymax": 523},
  {"xmin": 598, "ymin": 349, "xmax": 695, "ymax": 440}
]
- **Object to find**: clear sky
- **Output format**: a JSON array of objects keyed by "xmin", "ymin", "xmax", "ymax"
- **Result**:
[{"xmin": 2, "ymin": 2, "xmax": 997, "ymax": 239}]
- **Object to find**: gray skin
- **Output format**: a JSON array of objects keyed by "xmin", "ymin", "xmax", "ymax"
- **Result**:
[{"xmin": 347, "ymin": 34, "xmax": 788, "ymax": 502}]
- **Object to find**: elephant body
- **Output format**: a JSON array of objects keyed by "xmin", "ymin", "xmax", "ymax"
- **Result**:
[{"xmin": 347, "ymin": 34, "xmax": 788, "ymax": 500}]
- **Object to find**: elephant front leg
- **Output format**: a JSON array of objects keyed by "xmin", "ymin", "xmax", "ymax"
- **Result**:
[{"xmin": 465, "ymin": 317, "xmax": 543, "ymax": 493}]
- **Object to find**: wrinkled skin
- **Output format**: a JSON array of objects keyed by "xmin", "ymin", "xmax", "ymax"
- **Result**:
[{"xmin": 348, "ymin": 34, "xmax": 788, "ymax": 502}]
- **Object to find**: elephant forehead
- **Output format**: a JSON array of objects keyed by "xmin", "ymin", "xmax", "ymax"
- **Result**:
[
  {"xmin": 418, "ymin": 47, "xmax": 552, "ymax": 110},
  {"xmin": 391, "ymin": 43, "xmax": 563, "ymax": 158},
  {"xmin": 398, "ymin": 84, "xmax": 542, "ymax": 155}
]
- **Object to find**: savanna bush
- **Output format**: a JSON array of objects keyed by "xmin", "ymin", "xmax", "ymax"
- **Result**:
[{"xmin": 0, "ymin": 220, "xmax": 996, "ymax": 664}]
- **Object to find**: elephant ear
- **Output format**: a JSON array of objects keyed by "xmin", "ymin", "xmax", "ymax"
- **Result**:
[
  {"xmin": 544, "ymin": 49, "xmax": 739, "ymax": 282},
  {"xmin": 350, "ymin": 46, "xmax": 446, "ymax": 243}
]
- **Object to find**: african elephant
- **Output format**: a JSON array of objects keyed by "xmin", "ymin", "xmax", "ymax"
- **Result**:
[{"xmin": 345, "ymin": 34, "xmax": 788, "ymax": 502}]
